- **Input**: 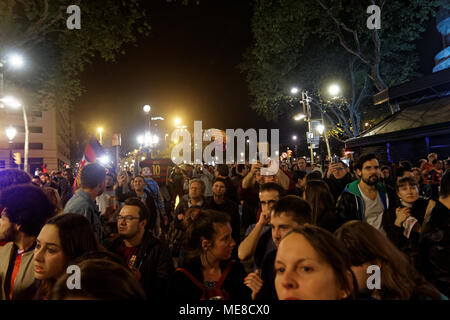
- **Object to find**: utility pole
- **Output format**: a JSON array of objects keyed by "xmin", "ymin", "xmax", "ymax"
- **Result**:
[{"xmin": 302, "ymin": 91, "xmax": 315, "ymax": 165}]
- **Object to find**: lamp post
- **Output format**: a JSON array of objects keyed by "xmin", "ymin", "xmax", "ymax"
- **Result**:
[
  {"xmin": 0, "ymin": 53, "xmax": 25, "ymax": 109},
  {"xmin": 1, "ymin": 96, "xmax": 29, "ymax": 172},
  {"xmin": 5, "ymin": 126, "xmax": 16, "ymax": 168}
]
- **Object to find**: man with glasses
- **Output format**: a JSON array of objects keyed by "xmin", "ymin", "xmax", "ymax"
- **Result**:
[
  {"xmin": 108, "ymin": 197, "xmax": 174, "ymax": 300},
  {"xmin": 116, "ymin": 175, "xmax": 158, "ymax": 236}
]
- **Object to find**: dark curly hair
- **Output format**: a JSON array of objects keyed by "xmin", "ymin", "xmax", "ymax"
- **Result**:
[
  {"xmin": 0, "ymin": 184, "xmax": 54, "ymax": 237},
  {"xmin": 0, "ymin": 169, "xmax": 31, "ymax": 190}
]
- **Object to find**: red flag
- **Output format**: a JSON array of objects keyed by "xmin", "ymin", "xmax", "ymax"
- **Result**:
[{"xmin": 73, "ymin": 137, "xmax": 104, "ymax": 191}]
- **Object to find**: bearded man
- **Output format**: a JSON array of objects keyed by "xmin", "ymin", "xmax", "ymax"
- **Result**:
[{"xmin": 336, "ymin": 153, "xmax": 399, "ymax": 243}]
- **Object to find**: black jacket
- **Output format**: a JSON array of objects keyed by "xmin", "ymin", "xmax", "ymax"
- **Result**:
[
  {"xmin": 167, "ymin": 258, "xmax": 252, "ymax": 300},
  {"xmin": 109, "ymin": 232, "xmax": 175, "ymax": 300},
  {"xmin": 390, "ymin": 198, "xmax": 432, "ymax": 267},
  {"xmin": 419, "ymin": 201, "xmax": 450, "ymax": 298},
  {"xmin": 323, "ymin": 173, "xmax": 355, "ymax": 202},
  {"xmin": 335, "ymin": 180, "xmax": 401, "ymax": 245}
]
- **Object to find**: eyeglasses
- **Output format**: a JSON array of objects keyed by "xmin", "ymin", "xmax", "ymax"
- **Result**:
[{"xmin": 117, "ymin": 215, "xmax": 140, "ymax": 222}]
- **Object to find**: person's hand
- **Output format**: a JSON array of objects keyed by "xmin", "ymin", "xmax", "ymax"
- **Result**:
[
  {"xmin": 257, "ymin": 209, "xmax": 271, "ymax": 226},
  {"xmin": 129, "ymin": 265, "xmax": 142, "ymax": 281},
  {"xmin": 327, "ymin": 163, "xmax": 338, "ymax": 179},
  {"xmin": 118, "ymin": 174, "xmax": 127, "ymax": 187},
  {"xmin": 244, "ymin": 270, "xmax": 263, "ymax": 300},
  {"xmin": 250, "ymin": 163, "xmax": 262, "ymax": 176},
  {"xmin": 395, "ymin": 207, "xmax": 411, "ymax": 227}
]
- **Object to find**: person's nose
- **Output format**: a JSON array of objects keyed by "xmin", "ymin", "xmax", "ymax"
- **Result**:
[
  {"xmin": 281, "ymin": 268, "xmax": 298, "ymax": 290},
  {"xmin": 34, "ymin": 246, "xmax": 44, "ymax": 263}
]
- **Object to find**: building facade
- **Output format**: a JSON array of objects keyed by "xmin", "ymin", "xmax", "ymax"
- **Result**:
[{"xmin": 0, "ymin": 106, "xmax": 71, "ymax": 175}]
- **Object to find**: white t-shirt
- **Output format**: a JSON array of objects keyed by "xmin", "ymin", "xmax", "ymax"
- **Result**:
[{"xmin": 358, "ymin": 185, "xmax": 385, "ymax": 233}]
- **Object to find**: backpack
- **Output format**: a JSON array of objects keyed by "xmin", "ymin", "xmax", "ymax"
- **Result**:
[{"xmin": 176, "ymin": 260, "xmax": 235, "ymax": 300}]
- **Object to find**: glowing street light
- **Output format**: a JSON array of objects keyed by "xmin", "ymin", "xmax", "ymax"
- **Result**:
[
  {"xmin": 1, "ymin": 96, "xmax": 22, "ymax": 108},
  {"xmin": 97, "ymin": 127, "xmax": 103, "ymax": 145},
  {"xmin": 137, "ymin": 135, "xmax": 144, "ymax": 145},
  {"xmin": 5, "ymin": 126, "xmax": 17, "ymax": 168},
  {"xmin": 316, "ymin": 124, "xmax": 325, "ymax": 135},
  {"xmin": 143, "ymin": 105, "xmax": 151, "ymax": 113},
  {"xmin": 174, "ymin": 117, "xmax": 181, "ymax": 127},
  {"xmin": 5, "ymin": 126, "xmax": 16, "ymax": 141},
  {"xmin": 328, "ymin": 84, "xmax": 341, "ymax": 98},
  {"xmin": 98, "ymin": 155, "xmax": 110, "ymax": 165},
  {"xmin": 1, "ymin": 96, "xmax": 30, "ymax": 172},
  {"xmin": 293, "ymin": 113, "xmax": 306, "ymax": 121},
  {"xmin": 7, "ymin": 54, "xmax": 25, "ymax": 69},
  {"xmin": 292, "ymin": 135, "xmax": 297, "ymax": 141},
  {"xmin": 291, "ymin": 87, "xmax": 299, "ymax": 95}
]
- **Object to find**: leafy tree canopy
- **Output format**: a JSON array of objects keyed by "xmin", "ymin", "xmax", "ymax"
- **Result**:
[{"xmin": 242, "ymin": 0, "xmax": 446, "ymax": 125}]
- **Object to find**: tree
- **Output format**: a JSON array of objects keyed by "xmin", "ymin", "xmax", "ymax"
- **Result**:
[
  {"xmin": 242, "ymin": 0, "xmax": 446, "ymax": 137},
  {"xmin": 0, "ymin": 0, "xmax": 152, "ymax": 113}
]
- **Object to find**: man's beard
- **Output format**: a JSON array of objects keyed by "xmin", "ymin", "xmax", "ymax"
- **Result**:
[
  {"xmin": 362, "ymin": 174, "xmax": 379, "ymax": 186},
  {"xmin": 0, "ymin": 224, "xmax": 17, "ymax": 242}
]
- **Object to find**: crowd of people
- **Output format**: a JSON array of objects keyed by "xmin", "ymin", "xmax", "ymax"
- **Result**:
[{"xmin": 0, "ymin": 151, "xmax": 449, "ymax": 300}]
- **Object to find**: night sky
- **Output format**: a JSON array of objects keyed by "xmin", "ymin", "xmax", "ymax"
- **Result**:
[
  {"xmin": 74, "ymin": 0, "xmax": 277, "ymax": 153},
  {"xmin": 73, "ymin": 0, "xmax": 443, "ymax": 154}
]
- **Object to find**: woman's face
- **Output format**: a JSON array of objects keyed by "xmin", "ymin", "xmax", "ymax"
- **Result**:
[
  {"xmin": 206, "ymin": 223, "xmax": 235, "ymax": 261},
  {"xmin": 397, "ymin": 183, "xmax": 419, "ymax": 204},
  {"xmin": 275, "ymin": 232, "xmax": 349, "ymax": 300},
  {"xmin": 34, "ymin": 224, "xmax": 67, "ymax": 280}
]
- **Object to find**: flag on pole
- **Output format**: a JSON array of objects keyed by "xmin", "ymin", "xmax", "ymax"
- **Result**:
[{"xmin": 73, "ymin": 137, "xmax": 104, "ymax": 191}]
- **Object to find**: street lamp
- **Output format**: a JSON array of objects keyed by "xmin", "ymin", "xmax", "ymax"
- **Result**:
[
  {"xmin": 292, "ymin": 135, "xmax": 297, "ymax": 141},
  {"xmin": 316, "ymin": 124, "xmax": 325, "ymax": 135},
  {"xmin": 143, "ymin": 105, "xmax": 151, "ymax": 113},
  {"xmin": 291, "ymin": 86, "xmax": 315, "ymax": 164},
  {"xmin": 1, "ymin": 96, "xmax": 29, "ymax": 172},
  {"xmin": 0, "ymin": 53, "xmax": 25, "ymax": 108},
  {"xmin": 291, "ymin": 87, "xmax": 299, "ymax": 95},
  {"xmin": 293, "ymin": 113, "xmax": 306, "ymax": 121},
  {"xmin": 5, "ymin": 126, "xmax": 16, "ymax": 168},
  {"xmin": 328, "ymin": 84, "xmax": 341, "ymax": 98},
  {"xmin": 97, "ymin": 127, "xmax": 103, "ymax": 145},
  {"xmin": 7, "ymin": 54, "xmax": 25, "ymax": 69}
]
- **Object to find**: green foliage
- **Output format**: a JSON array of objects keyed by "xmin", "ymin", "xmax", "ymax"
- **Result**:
[
  {"xmin": 0, "ymin": 0, "xmax": 152, "ymax": 113},
  {"xmin": 243, "ymin": 0, "xmax": 444, "ymax": 127}
]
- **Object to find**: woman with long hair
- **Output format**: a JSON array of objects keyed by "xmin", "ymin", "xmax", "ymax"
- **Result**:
[
  {"xmin": 303, "ymin": 180, "xmax": 339, "ymax": 232},
  {"xmin": 168, "ymin": 209, "xmax": 261, "ymax": 300},
  {"xmin": 335, "ymin": 221, "xmax": 444, "ymax": 300},
  {"xmin": 33, "ymin": 214, "xmax": 99, "ymax": 299},
  {"xmin": 274, "ymin": 225, "xmax": 357, "ymax": 300}
]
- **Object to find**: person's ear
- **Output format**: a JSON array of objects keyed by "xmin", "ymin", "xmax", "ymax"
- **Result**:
[
  {"xmin": 140, "ymin": 219, "xmax": 147, "ymax": 229},
  {"xmin": 201, "ymin": 239, "xmax": 211, "ymax": 251},
  {"xmin": 338, "ymin": 270, "xmax": 355, "ymax": 300}
]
